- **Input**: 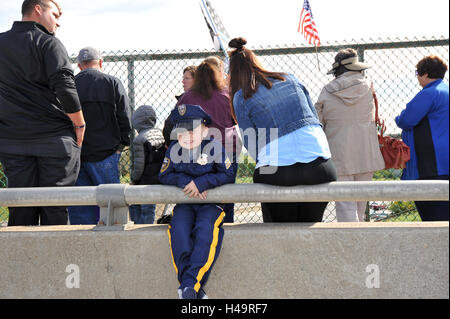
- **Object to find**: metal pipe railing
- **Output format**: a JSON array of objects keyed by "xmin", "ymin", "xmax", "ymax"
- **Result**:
[{"xmin": 1, "ymin": 181, "xmax": 448, "ymax": 225}]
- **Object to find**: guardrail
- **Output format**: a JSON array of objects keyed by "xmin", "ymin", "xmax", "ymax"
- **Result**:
[{"xmin": 0, "ymin": 181, "xmax": 448, "ymax": 226}]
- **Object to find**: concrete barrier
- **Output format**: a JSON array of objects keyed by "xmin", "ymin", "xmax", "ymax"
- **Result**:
[{"xmin": 0, "ymin": 222, "xmax": 448, "ymax": 299}]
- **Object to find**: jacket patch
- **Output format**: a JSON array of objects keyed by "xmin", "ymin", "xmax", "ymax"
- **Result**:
[
  {"xmin": 224, "ymin": 156, "xmax": 232, "ymax": 170},
  {"xmin": 160, "ymin": 157, "xmax": 171, "ymax": 173},
  {"xmin": 196, "ymin": 153, "xmax": 208, "ymax": 165}
]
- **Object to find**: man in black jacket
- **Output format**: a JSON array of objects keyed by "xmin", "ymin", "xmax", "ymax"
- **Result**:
[
  {"xmin": 67, "ymin": 47, "xmax": 132, "ymax": 225},
  {"xmin": 0, "ymin": 0, "xmax": 85, "ymax": 226}
]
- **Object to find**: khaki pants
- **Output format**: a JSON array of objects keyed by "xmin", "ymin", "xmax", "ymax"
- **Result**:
[{"xmin": 335, "ymin": 172, "xmax": 374, "ymax": 222}]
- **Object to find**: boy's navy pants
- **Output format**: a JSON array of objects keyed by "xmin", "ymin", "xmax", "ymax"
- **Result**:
[{"xmin": 168, "ymin": 203, "xmax": 225, "ymax": 292}]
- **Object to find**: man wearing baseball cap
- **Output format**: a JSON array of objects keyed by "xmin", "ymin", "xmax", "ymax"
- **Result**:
[{"xmin": 67, "ymin": 46, "xmax": 132, "ymax": 225}]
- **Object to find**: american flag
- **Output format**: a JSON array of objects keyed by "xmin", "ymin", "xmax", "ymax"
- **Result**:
[{"xmin": 298, "ymin": 0, "xmax": 321, "ymax": 47}]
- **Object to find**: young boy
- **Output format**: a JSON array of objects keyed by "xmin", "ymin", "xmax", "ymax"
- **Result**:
[
  {"xmin": 129, "ymin": 105, "xmax": 165, "ymax": 224},
  {"xmin": 159, "ymin": 104, "xmax": 235, "ymax": 299}
]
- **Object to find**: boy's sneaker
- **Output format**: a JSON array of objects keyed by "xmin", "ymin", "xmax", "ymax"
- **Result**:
[
  {"xmin": 177, "ymin": 288, "xmax": 183, "ymax": 299},
  {"xmin": 197, "ymin": 288, "xmax": 208, "ymax": 299},
  {"xmin": 181, "ymin": 287, "xmax": 197, "ymax": 299}
]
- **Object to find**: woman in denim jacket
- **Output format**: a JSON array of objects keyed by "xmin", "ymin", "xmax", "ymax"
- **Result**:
[{"xmin": 228, "ymin": 38, "xmax": 337, "ymax": 223}]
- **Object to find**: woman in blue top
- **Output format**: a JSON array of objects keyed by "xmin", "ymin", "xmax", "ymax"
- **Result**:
[
  {"xmin": 395, "ymin": 55, "xmax": 449, "ymax": 221},
  {"xmin": 228, "ymin": 38, "xmax": 337, "ymax": 223}
]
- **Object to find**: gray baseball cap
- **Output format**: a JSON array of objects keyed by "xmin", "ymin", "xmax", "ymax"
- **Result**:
[{"xmin": 77, "ymin": 47, "xmax": 102, "ymax": 63}]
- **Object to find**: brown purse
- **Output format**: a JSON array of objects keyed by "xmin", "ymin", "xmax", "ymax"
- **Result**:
[{"xmin": 372, "ymin": 85, "xmax": 411, "ymax": 169}]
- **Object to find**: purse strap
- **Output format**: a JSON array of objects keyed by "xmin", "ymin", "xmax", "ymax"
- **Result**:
[{"xmin": 371, "ymin": 82, "xmax": 386, "ymax": 136}]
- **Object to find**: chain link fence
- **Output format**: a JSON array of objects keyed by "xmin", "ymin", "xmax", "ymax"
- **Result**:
[{"xmin": 1, "ymin": 37, "xmax": 448, "ymax": 225}]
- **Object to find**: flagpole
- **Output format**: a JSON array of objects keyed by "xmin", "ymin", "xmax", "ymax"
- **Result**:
[
  {"xmin": 314, "ymin": 45, "xmax": 320, "ymax": 71},
  {"xmin": 199, "ymin": 0, "xmax": 229, "ymax": 70}
]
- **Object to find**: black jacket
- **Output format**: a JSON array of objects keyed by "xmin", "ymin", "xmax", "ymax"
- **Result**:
[
  {"xmin": 0, "ymin": 21, "xmax": 81, "ymax": 144},
  {"xmin": 75, "ymin": 68, "xmax": 132, "ymax": 162},
  {"xmin": 137, "ymin": 140, "xmax": 166, "ymax": 185}
]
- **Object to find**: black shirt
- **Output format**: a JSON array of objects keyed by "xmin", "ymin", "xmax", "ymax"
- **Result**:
[
  {"xmin": 0, "ymin": 21, "xmax": 81, "ymax": 146},
  {"xmin": 75, "ymin": 68, "xmax": 131, "ymax": 162}
]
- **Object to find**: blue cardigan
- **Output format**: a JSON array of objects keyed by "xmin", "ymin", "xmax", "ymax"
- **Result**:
[{"xmin": 395, "ymin": 79, "xmax": 449, "ymax": 180}]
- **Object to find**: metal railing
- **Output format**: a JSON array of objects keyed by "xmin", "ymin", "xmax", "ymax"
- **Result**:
[{"xmin": 1, "ymin": 181, "xmax": 448, "ymax": 226}]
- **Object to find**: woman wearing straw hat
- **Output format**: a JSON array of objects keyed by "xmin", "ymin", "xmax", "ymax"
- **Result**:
[{"xmin": 315, "ymin": 48, "xmax": 384, "ymax": 222}]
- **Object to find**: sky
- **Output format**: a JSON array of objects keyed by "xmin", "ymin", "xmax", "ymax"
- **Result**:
[{"xmin": 0, "ymin": 0, "xmax": 449, "ymax": 56}]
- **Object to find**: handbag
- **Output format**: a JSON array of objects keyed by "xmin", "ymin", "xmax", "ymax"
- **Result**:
[{"xmin": 372, "ymin": 85, "xmax": 411, "ymax": 169}]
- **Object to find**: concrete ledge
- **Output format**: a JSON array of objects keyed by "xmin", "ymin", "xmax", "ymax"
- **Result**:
[{"xmin": 0, "ymin": 222, "xmax": 448, "ymax": 299}]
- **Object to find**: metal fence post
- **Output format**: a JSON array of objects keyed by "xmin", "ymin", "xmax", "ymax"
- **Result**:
[
  {"xmin": 127, "ymin": 59, "xmax": 136, "ymax": 111},
  {"xmin": 96, "ymin": 184, "xmax": 130, "ymax": 227},
  {"xmin": 357, "ymin": 47, "xmax": 365, "ymax": 62},
  {"xmin": 127, "ymin": 58, "xmax": 136, "ymax": 181}
]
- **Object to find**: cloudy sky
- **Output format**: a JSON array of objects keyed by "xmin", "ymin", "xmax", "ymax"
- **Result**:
[{"xmin": 0, "ymin": 0, "xmax": 448, "ymax": 55}]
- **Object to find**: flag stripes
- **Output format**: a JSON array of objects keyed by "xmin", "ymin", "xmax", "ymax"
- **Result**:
[{"xmin": 298, "ymin": 0, "xmax": 321, "ymax": 47}]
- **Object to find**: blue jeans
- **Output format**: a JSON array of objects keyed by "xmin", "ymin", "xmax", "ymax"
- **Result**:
[
  {"xmin": 129, "ymin": 204, "xmax": 156, "ymax": 224},
  {"xmin": 68, "ymin": 153, "xmax": 121, "ymax": 225}
]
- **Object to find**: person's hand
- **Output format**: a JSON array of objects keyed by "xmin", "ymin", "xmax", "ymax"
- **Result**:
[
  {"xmin": 183, "ymin": 181, "xmax": 207, "ymax": 199},
  {"xmin": 115, "ymin": 144, "xmax": 125, "ymax": 154},
  {"xmin": 74, "ymin": 126, "xmax": 85, "ymax": 146},
  {"xmin": 67, "ymin": 111, "xmax": 86, "ymax": 147},
  {"xmin": 183, "ymin": 180, "xmax": 200, "ymax": 198}
]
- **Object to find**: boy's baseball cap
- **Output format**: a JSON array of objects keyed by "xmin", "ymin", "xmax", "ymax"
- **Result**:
[
  {"xmin": 170, "ymin": 104, "xmax": 212, "ymax": 131},
  {"xmin": 77, "ymin": 47, "xmax": 102, "ymax": 63}
]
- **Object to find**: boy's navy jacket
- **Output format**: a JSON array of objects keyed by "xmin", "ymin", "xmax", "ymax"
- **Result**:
[{"xmin": 159, "ymin": 138, "xmax": 235, "ymax": 193}]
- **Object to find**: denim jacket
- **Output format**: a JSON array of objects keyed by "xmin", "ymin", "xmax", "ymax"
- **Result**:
[{"xmin": 233, "ymin": 73, "xmax": 321, "ymax": 159}]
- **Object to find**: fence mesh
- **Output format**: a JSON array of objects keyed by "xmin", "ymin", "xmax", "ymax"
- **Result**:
[{"xmin": 1, "ymin": 37, "xmax": 449, "ymax": 225}]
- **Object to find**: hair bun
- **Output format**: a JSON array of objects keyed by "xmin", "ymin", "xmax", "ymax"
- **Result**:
[{"xmin": 229, "ymin": 37, "xmax": 247, "ymax": 50}]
